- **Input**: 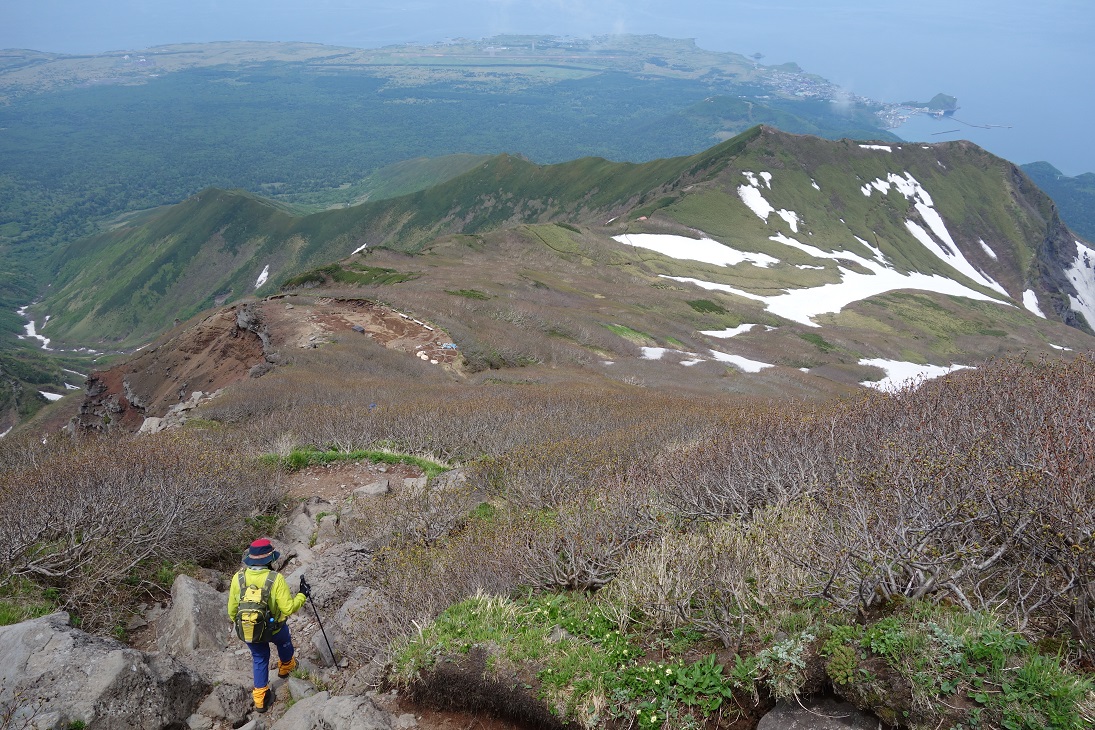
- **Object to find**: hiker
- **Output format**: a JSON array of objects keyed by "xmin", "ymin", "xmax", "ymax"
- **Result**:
[{"xmin": 227, "ymin": 538, "xmax": 310, "ymax": 713}]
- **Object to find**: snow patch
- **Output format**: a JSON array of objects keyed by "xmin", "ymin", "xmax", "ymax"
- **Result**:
[
  {"xmin": 1022, "ymin": 290, "xmax": 1046, "ymax": 318},
  {"xmin": 776, "ymin": 209, "xmax": 800, "ymax": 233},
  {"xmin": 613, "ymin": 233, "xmax": 778, "ymax": 268},
  {"xmin": 0, "ymin": 426, "xmax": 10, "ymax": 439},
  {"xmin": 640, "ymin": 347, "xmax": 669, "ymax": 360},
  {"xmin": 22, "ymin": 319, "xmax": 51, "ymax": 350},
  {"xmin": 810, "ymin": 180, "xmax": 821, "ymax": 191},
  {"xmin": 40, "ymin": 391, "xmax": 64, "ymax": 402},
  {"xmin": 351, "ymin": 242, "xmax": 369, "ymax": 255},
  {"xmin": 64, "ymin": 383, "xmax": 81, "ymax": 390},
  {"xmin": 700, "ymin": 324, "xmax": 761, "ymax": 338},
  {"xmin": 1049, "ymin": 344, "xmax": 1072, "ymax": 351},
  {"xmin": 254, "ymin": 265, "xmax": 270, "ymax": 289},
  {"xmin": 708, "ymin": 350, "xmax": 773, "ymax": 373},
  {"xmin": 1065, "ymin": 241, "xmax": 1095, "ymax": 329},
  {"xmin": 859, "ymin": 144, "xmax": 892, "ymax": 152},
  {"xmin": 666, "ymin": 228, "xmax": 1004, "ymax": 328},
  {"xmin": 863, "ymin": 172, "xmax": 1007, "ymax": 295},
  {"xmin": 737, "ymin": 181, "xmax": 775, "ymax": 221},
  {"xmin": 979, "ymin": 239, "xmax": 997, "ymax": 260},
  {"xmin": 737, "ymin": 172, "xmax": 801, "ymax": 232},
  {"xmin": 859, "ymin": 358, "xmax": 971, "ymax": 392}
]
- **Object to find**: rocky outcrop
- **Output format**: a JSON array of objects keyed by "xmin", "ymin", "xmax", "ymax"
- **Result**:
[
  {"xmin": 155, "ymin": 574, "xmax": 233, "ymax": 654},
  {"xmin": 0, "ymin": 612, "xmax": 209, "ymax": 729},
  {"xmin": 75, "ymin": 304, "xmax": 269, "ymax": 433},
  {"xmin": 270, "ymin": 692, "xmax": 392, "ymax": 730}
]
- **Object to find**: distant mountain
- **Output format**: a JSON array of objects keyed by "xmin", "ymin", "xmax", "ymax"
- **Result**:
[
  {"xmin": 23, "ymin": 128, "xmax": 1093, "ymax": 405},
  {"xmin": 1021, "ymin": 162, "xmax": 1095, "ymax": 243},
  {"xmin": 0, "ymin": 36, "xmax": 896, "ymax": 290}
]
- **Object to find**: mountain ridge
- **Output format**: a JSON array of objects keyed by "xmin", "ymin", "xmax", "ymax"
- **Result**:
[{"xmin": 33, "ymin": 127, "xmax": 1090, "ymax": 348}]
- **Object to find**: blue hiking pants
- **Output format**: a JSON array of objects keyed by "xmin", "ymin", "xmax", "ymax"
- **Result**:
[{"xmin": 245, "ymin": 622, "xmax": 295, "ymax": 688}]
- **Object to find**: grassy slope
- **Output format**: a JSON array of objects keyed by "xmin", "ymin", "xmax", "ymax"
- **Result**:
[{"xmin": 34, "ymin": 128, "xmax": 1083, "ymax": 362}]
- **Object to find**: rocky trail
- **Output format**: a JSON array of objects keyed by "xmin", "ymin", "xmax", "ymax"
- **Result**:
[{"xmin": 2, "ymin": 461, "xmax": 883, "ymax": 730}]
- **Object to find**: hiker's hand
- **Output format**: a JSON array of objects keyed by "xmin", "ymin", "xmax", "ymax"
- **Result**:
[{"xmin": 299, "ymin": 576, "xmax": 311, "ymax": 599}]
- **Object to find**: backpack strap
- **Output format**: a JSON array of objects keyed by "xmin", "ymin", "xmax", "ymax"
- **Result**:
[{"xmin": 261, "ymin": 571, "xmax": 278, "ymax": 624}]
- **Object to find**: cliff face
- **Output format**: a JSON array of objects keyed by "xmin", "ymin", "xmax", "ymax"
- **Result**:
[
  {"xmin": 76, "ymin": 304, "xmax": 269, "ymax": 432},
  {"xmin": 73, "ymin": 295, "xmax": 460, "ymax": 433}
]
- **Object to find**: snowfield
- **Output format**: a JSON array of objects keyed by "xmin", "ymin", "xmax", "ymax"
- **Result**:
[
  {"xmin": 614, "ymin": 233, "xmax": 778, "ymax": 268},
  {"xmin": 859, "ymin": 358, "xmax": 971, "ymax": 392}
]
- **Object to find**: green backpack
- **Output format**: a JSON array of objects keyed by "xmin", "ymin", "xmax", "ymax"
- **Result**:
[{"xmin": 234, "ymin": 570, "xmax": 277, "ymax": 643}]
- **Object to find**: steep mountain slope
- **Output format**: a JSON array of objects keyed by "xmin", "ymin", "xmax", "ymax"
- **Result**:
[
  {"xmin": 34, "ymin": 127, "xmax": 1092, "ymax": 354},
  {"xmin": 1022, "ymin": 161, "xmax": 1095, "ymax": 243}
]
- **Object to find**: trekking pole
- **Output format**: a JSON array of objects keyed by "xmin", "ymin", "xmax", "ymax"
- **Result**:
[{"xmin": 300, "ymin": 576, "xmax": 337, "ymax": 668}]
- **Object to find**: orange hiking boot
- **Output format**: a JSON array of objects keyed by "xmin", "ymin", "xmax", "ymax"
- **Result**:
[
  {"xmin": 253, "ymin": 685, "xmax": 270, "ymax": 713},
  {"xmin": 278, "ymin": 656, "xmax": 298, "ymax": 678}
]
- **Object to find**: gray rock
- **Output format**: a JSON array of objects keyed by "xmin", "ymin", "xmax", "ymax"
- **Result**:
[
  {"xmin": 156, "ymin": 574, "xmax": 232, "ymax": 654},
  {"xmin": 237, "ymin": 720, "xmax": 266, "ymax": 730},
  {"xmin": 312, "ymin": 629, "xmax": 337, "ymax": 667},
  {"xmin": 394, "ymin": 713, "xmax": 418, "ymax": 729},
  {"xmin": 302, "ymin": 496, "xmax": 336, "ymax": 521},
  {"xmin": 284, "ymin": 542, "xmax": 370, "ymax": 612},
  {"xmin": 286, "ymin": 676, "xmax": 318, "ymax": 700},
  {"xmin": 757, "ymin": 697, "xmax": 881, "ymax": 730},
  {"xmin": 271, "ymin": 692, "xmax": 392, "ymax": 730},
  {"xmin": 196, "ymin": 682, "xmax": 252, "ymax": 725},
  {"xmin": 316, "ymin": 513, "xmax": 339, "ymax": 544},
  {"xmin": 0, "ymin": 612, "xmax": 209, "ymax": 729},
  {"xmin": 400, "ymin": 476, "xmax": 428, "ymax": 497},
  {"xmin": 187, "ymin": 713, "xmax": 214, "ymax": 730},
  {"xmin": 282, "ymin": 510, "xmax": 318, "ymax": 546},
  {"xmin": 137, "ymin": 416, "xmax": 166, "ymax": 434},
  {"xmin": 352, "ymin": 479, "xmax": 390, "ymax": 500}
]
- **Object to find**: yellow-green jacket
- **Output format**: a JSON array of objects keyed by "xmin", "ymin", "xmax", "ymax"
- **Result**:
[{"xmin": 227, "ymin": 567, "xmax": 307, "ymax": 627}]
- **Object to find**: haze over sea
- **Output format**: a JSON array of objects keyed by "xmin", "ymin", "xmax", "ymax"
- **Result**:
[{"xmin": 3, "ymin": 1, "xmax": 1092, "ymax": 174}]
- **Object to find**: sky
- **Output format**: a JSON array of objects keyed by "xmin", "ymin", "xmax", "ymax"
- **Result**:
[{"xmin": 2, "ymin": 0, "xmax": 1093, "ymax": 173}]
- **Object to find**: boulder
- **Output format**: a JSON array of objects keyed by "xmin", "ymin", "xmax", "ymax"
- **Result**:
[
  {"xmin": 138, "ymin": 416, "xmax": 166, "ymax": 435},
  {"xmin": 156, "ymin": 574, "xmax": 232, "ymax": 654},
  {"xmin": 312, "ymin": 629, "xmax": 338, "ymax": 667},
  {"xmin": 352, "ymin": 479, "xmax": 390, "ymax": 501},
  {"xmin": 316, "ymin": 514, "xmax": 339, "ymax": 544},
  {"xmin": 283, "ymin": 542, "xmax": 371, "ymax": 612},
  {"xmin": 196, "ymin": 682, "xmax": 252, "ymax": 726},
  {"xmin": 0, "ymin": 612, "xmax": 209, "ymax": 729},
  {"xmin": 400, "ymin": 476, "xmax": 428, "ymax": 498},
  {"xmin": 270, "ymin": 692, "xmax": 392, "ymax": 730},
  {"xmin": 281, "ymin": 510, "xmax": 317, "ymax": 547},
  {"xmin": 302, "ymin": 496, "xmax": 336, "ymax": 521},
  {"xmin": 757, "ymin": 696, "xmax": 880, "ymax": 730},
  {"xmin": 287, "ymin": 676, "xmax": 318, "ymax": 700}
]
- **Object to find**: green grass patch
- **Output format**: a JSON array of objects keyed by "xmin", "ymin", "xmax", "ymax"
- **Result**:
[
  {"xmin": 602, "ymin": 323, "xmax": 655, "ymax": 345},
  {"xmin": 445, "ymin": 288, "xmax": 492, "ymax": 300},
  {"xmin": 390, "ymin": 592, "xmax": 747, "ymax": 728},
  {"xmin": 265, "ymin": 447, "xmax": 449, "ymax": 478},
  {"xmin": 686, "ymin": 299, "xmax": 728, "ymax": 315},
  {"xmin": 798, "ymin": 332, "xmax": 837, "ymax": 353},
  {"xmin": 391, "ymin": 592, "xmax": 1093, "ymax": 730},
  {"xmin": 0, "ymin": 579, "xmax": 60, "ymax": 626},
  {"xmin": 281, "ymin": 263, "xmax": 418, "ymax": 289}
]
